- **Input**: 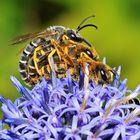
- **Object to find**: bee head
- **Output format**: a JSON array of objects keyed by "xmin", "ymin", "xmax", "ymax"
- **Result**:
[
  {"xmin": 90, "ymin": 62, "xmax": 115, "ymax": 84},
  {"xmin": 64, "ymin": 15, "xmax": 97, "ymax": 47},
  {"xmin": 97, "ymin": 63, "xmax": 115, "ymax": 84}
]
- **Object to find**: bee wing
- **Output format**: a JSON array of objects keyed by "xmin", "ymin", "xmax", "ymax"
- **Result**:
[
  {"xmin": 12, "ymin": 31, "xmax": 40, "ymax": 45},
  {"xmin": 11, "ymin": 30, "xmax": 53, "ymax": 45}
]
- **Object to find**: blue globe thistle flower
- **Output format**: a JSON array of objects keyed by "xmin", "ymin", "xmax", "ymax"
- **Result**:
[{"xmin": 0, "ymin": 66, "xmax": 140, "ymax": 140}]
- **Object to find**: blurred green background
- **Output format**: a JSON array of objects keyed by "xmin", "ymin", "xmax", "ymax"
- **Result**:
[{"xmin": 0, "ymin": 0, "xmax": 140, "ymax": 105}]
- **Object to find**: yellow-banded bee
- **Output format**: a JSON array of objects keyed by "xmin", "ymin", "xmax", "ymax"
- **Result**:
[
  {"xmin": 68, "ymin": 59, "xmax": 115, "ymax": 84},
  {"xmin": 19, "ymin": 42, "xmax": 99, "ymax": 85},
  {"xmin": 64, "ymin": 43, "xmax": 115, "ymax": 84},
  {"xmin": 23, "ymin": 41, "xmax": 114, "ymax": 85},
  {"xmin": 88, "ymin": 61, "xmax": 115, "ymax": 84},
  {"xmin": 13, "ymin": 16, "xmax": 99, "ymax": 85}
]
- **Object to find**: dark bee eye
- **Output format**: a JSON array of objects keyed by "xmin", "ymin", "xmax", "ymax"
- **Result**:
[
  {"xmin": 67, "ymin": 30, "xmax": 82, "ymax": 42},
  {"xmin": 85, "ymin": 49, "xmax": 94, "ymax": 58},
  {"xmin": 100, "ymin": 69, "xmax": 107, "ymax": 82},
  {"xmin": 70, "ymin": 33, "xmax": 76, "ymax": 39},
  {"xmin": 82, "ymin": 48, "xmax": 94, "ymax": 59}
]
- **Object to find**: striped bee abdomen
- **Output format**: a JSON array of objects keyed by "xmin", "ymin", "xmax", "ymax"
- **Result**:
[{"xmin": 19, "ymin": 37, "xmax": 47, "ymax": 85}]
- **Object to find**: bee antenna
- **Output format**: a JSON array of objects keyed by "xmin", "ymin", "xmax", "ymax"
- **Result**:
[
  {"xmin": 77, "ymin": 24, "xmax": 98, "ymax": 32},
  {"xmin": 77, "ymin": 15, "xmax": 95, "ymax": 31}
]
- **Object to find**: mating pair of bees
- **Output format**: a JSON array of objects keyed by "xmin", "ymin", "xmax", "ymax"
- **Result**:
[{"xmin": 13, "ymin": 16, "xmax": 115, "ymax": 86}]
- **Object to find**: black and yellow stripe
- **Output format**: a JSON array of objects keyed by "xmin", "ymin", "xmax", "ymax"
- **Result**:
[{"xmin": 19, "ymin": 38, "xmax": 46, "ymax": 85}]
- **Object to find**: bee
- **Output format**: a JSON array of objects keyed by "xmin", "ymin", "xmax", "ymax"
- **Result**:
[
  {"xmin": 64, "ymin": 43, "xmax": 115, "ymax": 84},
  {"xmin": 19, "ymin": 42, "xmax": 99, "ymax": 85},
  {"xmin": 88, "ymin": 61, "xmax": 115, "ymax": 84},
  {"xmin": 13, "ymin": 16, "xmax": 98, "ymax": 85},
  {"xmin": 26, "ymin": 42, "xmax": 115, "ymax": 85},
  {"xmin": 69, "ymin": 59, "xmax": 115, "ymax": 84}
]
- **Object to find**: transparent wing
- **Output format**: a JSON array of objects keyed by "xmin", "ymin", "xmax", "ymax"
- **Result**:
[{"xmin": 12, "ymin": 30, "xmax": 53, "ymax": 45}]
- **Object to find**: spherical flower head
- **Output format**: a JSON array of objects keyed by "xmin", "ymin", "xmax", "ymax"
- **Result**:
[{"xmin": 0, "ymin": 67, "xmax": 140, "ymax": 140}]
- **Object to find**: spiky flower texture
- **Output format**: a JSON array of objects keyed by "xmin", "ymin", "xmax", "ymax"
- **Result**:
[{"xmin": 0, "ymin": 67, "xmax": 140, "ymax": 140}]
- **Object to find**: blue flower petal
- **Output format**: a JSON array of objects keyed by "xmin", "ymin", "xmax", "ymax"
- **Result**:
[
  {"xmin": 10, "ymin": 76, "xmax": 32, "ymax": 100},
  {"xmin": 0, "ymin": 69, "xmax": 140, "ymax": 139}
]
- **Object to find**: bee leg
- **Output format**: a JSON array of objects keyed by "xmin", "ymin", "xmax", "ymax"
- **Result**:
[
  {"xmin": 51, "ymin": 39, "xmax": 74, "ymax": 69},
  {"xmin": 62, "ymin": 35, "xmax": 78, "ymax": 45},
  {"xmin": 33, "ymin": 46, "xmax": 46, "ymax": 76},
  {"xmin": 42, "ymin": 65, "xmax": 51, "ymax": 80},
  {"xmin": 47, "ymin": 49, "xmax": 57, "ymax": 72},
  {"xmin": 63, "ymin": 47, "xmax": 69, "ymax": 70},
  {"xmin": 80, "ymin": 52, "xmax": 94, "ymax": 63},
  {"xmin": 51, "ymin": 39, "xmax": 62, "ymax": 60},
  {"xmin": 93, "ymin": 72, "xmax": 98, "ymax": 84},
  {"xmin": 88, "ymin": 63, "xmax": 99, "ymax": 84},
  {"xmin": 64, "ymin": 47, "xmax": 68, "ymax": 55},
  {"xmin": 77, "ymin": 58, "xmax": 87, "ymax": 75},
  {"xmin": 76, "ymin": 52, "xmax": 91, "ymax": 74}
]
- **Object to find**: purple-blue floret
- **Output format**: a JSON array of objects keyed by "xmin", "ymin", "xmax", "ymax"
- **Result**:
[{"xmin": 0, "ymin": 67, "xmax": 140, "ymax": 140}]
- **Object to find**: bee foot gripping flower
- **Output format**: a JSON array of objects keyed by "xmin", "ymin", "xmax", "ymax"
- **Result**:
[{"xmin": 0, "ymin": 67, "xmax": 140, "ymax": 140}]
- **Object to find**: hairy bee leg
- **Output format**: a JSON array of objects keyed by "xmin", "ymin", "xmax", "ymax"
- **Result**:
[
  {"xmin": 74, "ymin": 52, "xmax": 94, "ymax": 76},
  {"xmin": 80, "ymin": 62, "xmax": 87, "ymax": 75},
  {"xmin": 80, "ymin": 52, "xmax": 94, "ymax": 63},
  {"xmin": 51, "ymin": 39, "xmax": 62, "ymax": 59},
  {"xmin": 64, "ymin": 47, "xmax": 68, "ymax": 55},
  {"xmin": 78, "ymin": 55, "xmax": 100, "ymax": 83},
  {"xmin": 33, "ymin": 44, "xmax": 56, "ymax": 75},
  {"xmin": 51, "ymin": 39, "xmax": 74, "ymax": 68},
  {"xmin": 88, "ymin": 61, "xmax": 98, "ymax": 83},
  {"xmin": 47, "ymin": 49, "xmax": 57, "ymax": 72},
  {"xmin": 62, "ymin": 35, "xmax": 79, "ymax": 45},
  {"xmin": 77, "ymin": 52, "xmax": 92, "ymax": 75},
  {"xmin": 33, "ymin": 46, "xmax": 46, "ymax": 76},
  {"xmin": 63, "ymin": 47, "xmax": 69, "ymax": 71}
]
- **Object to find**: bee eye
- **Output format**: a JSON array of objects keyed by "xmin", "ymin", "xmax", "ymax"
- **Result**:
[
  {"xmin": 67, "ymin": 30, "xmax": 75, "ymax": 38},
  {"xmin": 70, "ymin": 33, "xmax": 76, "ymax": 39},
  {"xmin": 86, "ymin": 49, "xmax": 93, "ymax": 57},
  {"xmin": 67, "ymin": 30, "xmax": 82, "ymax": 42},
  {"xmin": 83, "ymin": 48, "xmax": 94, "ymax": 59},
  {"xmin": 100, "ymin": 69, "xmax": 107, "ymax": 82}
]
